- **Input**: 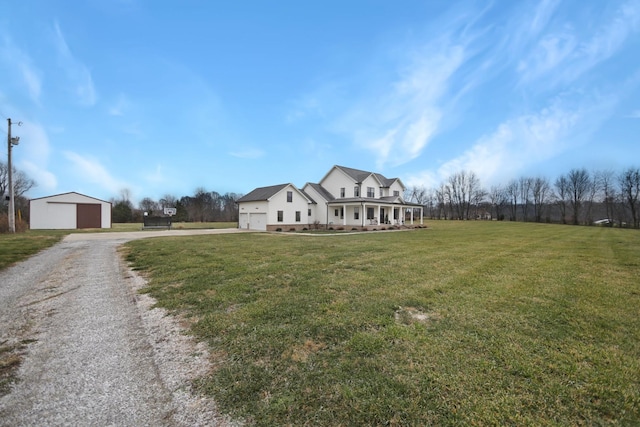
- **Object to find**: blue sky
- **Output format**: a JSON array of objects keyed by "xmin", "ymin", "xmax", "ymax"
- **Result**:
[{"xmin": 1, "ymin": 0, "xmax": 639, "ymax": 203}]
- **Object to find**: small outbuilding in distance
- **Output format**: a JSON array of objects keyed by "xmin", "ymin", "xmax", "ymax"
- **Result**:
[{"xmin": 30, "ymin": 192, "xmax": 112, "ymax": 230}]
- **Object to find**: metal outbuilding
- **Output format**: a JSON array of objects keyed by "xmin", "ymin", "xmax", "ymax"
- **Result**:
[{"xmin": 30, "ymin": 192, "xmax": 112, "ymax": 229}]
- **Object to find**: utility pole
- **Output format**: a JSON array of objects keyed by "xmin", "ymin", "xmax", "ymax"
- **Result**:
[{"xmin": 7, "ymin": 118, "xmax": 21, "ymax": 233}]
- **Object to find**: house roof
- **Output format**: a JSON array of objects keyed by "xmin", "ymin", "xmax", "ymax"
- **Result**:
[
  {"xmin": 29, "ymin": 191, "xmax": 111, "ymax": 204},
  {"xmin": 237, "ymin": 183, "xmax": 315, "ymax": 204},
  {"xmin": 304, "ymin": 182, "xmax": 335, "ymax": 202},
  {"xmin": 326, "ymin": 196, "xmax": 423, "ymax": 207},
  {"xmin": 236, "ymin": 184, "xmax": 290, "ymax": 202},
  {"xmin": 325, "ymin": 165, "xmax": 402, "ymax": 188}
]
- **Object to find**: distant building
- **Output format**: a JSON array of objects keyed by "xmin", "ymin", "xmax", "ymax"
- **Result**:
[{"xmin": 30, "ymin": 192, "xmax": 112, "ymax": 229}]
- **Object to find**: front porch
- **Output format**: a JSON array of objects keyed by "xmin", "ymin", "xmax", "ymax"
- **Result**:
[{"xmin": 326, "ymin": 199, "xmax": 424, "ymax": 229}]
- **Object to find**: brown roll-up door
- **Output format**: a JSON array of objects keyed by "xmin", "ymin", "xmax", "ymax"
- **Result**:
[{"xmin": 77, "ymin": 203, "xmax": 101, "ymax": 229}]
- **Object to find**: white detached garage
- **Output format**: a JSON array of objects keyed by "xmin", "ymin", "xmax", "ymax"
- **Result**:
[{"xmin": 30, "ymin": 192, "xmax": 112, "ymax": 230}]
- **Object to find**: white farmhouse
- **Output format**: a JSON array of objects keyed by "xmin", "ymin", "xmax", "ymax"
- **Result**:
[
  {"xmin": 237, "ymin": 165, "xmax": 423, "ymax": 231},
  {"xmin": 30, "ymin": 192, "xmax": 112, "ymax": 230}
]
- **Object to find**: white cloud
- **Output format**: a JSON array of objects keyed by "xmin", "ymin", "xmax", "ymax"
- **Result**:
[
  {"xmin": 144, "ymin": 164, "xmax": 165, "ymax": 184},
  {"xmin": 53, "ymin": 21, "xmax": 97, "ymax": 106},
  {"xmin": 0, "ymin": 35, "xmax": 42, "ymax": 103},
  {"xmin": 108, "ymin": 93, "xmax": 131, "ymax": 116},
  {"xmin": 417, "ymin": 91, "xmax": 618, "ymax": 189},
  {"xmin": 229, "ymin": 147, "xmax": 265, "ymax": 159},
  {"xmin": 64, "ymin": 151, "xmax": 128, "ymax": 194},
  {"xmin": 341, "ymin": 40, "xmax": 467, "ymax": 169},
  {"xmin": 518, "ymin": 0, "xmax": 640, "ymax": 86},
  {"xmin": 19, "ymin": 161, "xmax": 57, "ymax": 191},
  {"xmin": 13, "ymin": 121, "xmax": 57, "ymax": 191}
]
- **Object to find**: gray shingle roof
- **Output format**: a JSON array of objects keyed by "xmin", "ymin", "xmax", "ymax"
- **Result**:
[
  {"xmin": 305, "ymin": 182, "xmax": 335, "ymax": 201},
  {"xmin": 335, "ymin": 165, "xmax": 398, "ymax": 187},
  {"xmin": 236, "ymin": 184, "xmax": 289, "ymax": 202}
]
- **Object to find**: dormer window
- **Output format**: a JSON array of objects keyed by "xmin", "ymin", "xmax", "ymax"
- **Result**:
[
  {"xmin": 367, "ymin": 187, "xmax": 375, "ymax": 198},
  {"xmin": 287, "ymin": 191, "xmax": 293, "ymax": 202},
  {"xmin": 354, "ymin": 186, "xmax": 360, "ymax": 197},
  {"xmin": 340, "ymin": 187, "xmax": 345, "ymax": 198}
]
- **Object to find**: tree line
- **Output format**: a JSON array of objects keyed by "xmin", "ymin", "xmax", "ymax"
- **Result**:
[
  {"xmin": 111, "ymin": 187, "xmax": 242, "ymax": 223},
  {"xmin": 406, "ymin": 167, "xmax": 640, "ymax": 228},
  {"xmin": 0, "ymin": 161, "xmax": 36, "ymax": 231}
]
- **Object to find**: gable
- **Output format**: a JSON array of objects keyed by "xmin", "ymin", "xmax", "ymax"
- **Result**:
[{"xmin": 30, "ymin": 192, "xmax": 111, "ymax": 205}]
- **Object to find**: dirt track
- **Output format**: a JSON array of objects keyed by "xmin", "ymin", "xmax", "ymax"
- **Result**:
[{"xmin": 0, "ymin": 229, "xmax": 248, "ymax": 426}]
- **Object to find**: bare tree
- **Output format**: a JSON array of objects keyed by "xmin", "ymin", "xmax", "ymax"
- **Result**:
[
  {"xmin": 139, "ymin": 197, "xmax": 159, "ymax": 216},
  {"xmin": 584, "ymin": 171, "xmax": 601, "ymax": 225},
  {"xmin": 531, "ymin": 177, "xmax": 551, "ymax": 223},
  {"xmin": 518, "ymin": 177, "xmax": 533, "ymax": 221},
  {"xmin": 1, "ymin": 161, "xmax": 37, "ymax": 212},
  {"xmin": 554, "ymin": 175, "xmax": 569, "ymax": 224},
  {"xmin": 471, "ymin": 186, "xmax": 487, "ymax": 219},
  {"xmin": 159, "ymin": 194, "xmax": 177, "ymax": 209},
  {"xmin": 489, "ymin": 185, "xmax": 508, "ymax": 220},
  {"xmin": 448, "ymin": 171, "xmax": 480, "ymax": 219},
  {"xmin": 600, "ymin": 170, "xmax": 617, "ymax": 226},
  {"xmin": 405, "ymin": 185, "xmax": 428, "ymax": 220},
  {"xmin": 567, "ymin": 168, "xmax": 590, "ymax": 225},
  {"xmin": 619, "ymin": 167, "xmax": 640, "ymax": 228},
  {"xmin": 505, "ymin": 179, "xmax": 519, "ymax": 221}
]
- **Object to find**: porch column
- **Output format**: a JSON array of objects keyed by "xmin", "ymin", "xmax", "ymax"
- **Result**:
[
  {"xmin": 361, "ymin": 203, "xmax": 365, "ymax": 227},
  {"xmin": 410, "ymin": 207, "xmax": 414, "ymax": 225},
  {"xmin": 343, "ymin": 204, "xmax": 347, "ymax": 226},
  {"xmin": 377, "ymin": 205, "xmax": 381, "ymax": 225},
  {"xmin": 420, "ymin": 206, "xmax": 424, "ymax": 225}
]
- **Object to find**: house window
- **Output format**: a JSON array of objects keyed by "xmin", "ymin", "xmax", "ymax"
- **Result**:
[
  {"xmin": 308, "ymin": 209, "xmax": 311, "ymax": 216},
  {"xmin": 287, "ymin": 191, "xmax": 293, "ymax": 202},
  {"xmin": 340, "ymin": 187, "xmax": 345, "ymax": 198},
  {"xmin": 367, "ymin": 187, "xmax": 375, "ymax": 198},
  {"xmin": 295, "ymin": 211, "xmax": 301, "ymax": 222},
  {"xmin": 394, "ymin": 190, "xmax": 400, "ymax": 196},
  {"xmin": 335, "ymin": 208, "xmax": 339, "ymax": 217},
  {"xmin": 354, "ymin": 186, "xmax": 360, "ymax": 197},
  {"xmin": 354, "ymin": 207, "xmax": 359, "ymax": 220},
  {"xmin": 277, "ymin": 210, "xmax": 283, "ymax": 222},
  {"xmin": 367, "ymin": 207, "xmax": 375, "ymax": 219}
]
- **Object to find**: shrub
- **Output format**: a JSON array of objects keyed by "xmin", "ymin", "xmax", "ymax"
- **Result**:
[{"xmin": 0, "ymin": 214, "xmax": 28, "ymax": 233}]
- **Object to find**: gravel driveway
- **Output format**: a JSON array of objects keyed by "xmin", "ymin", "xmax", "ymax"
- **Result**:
[{"xmin": 0, "ymin": 229, "xmax": 247, "ymax": 426}]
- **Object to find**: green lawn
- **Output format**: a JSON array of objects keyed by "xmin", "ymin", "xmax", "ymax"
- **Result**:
[
  {"xmin": 0, "ymin": 222, "xmax": 236, "ymax": 271},
  {"xmin": 124, "ymin": 222, "xmax": 640, "ymax": 426},
  {"xmin": 0, "ymin": 230, "xmax": 66, "ymax": 271}
]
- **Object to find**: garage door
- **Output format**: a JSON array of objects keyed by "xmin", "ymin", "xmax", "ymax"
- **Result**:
[
  {"xmin": 77, "ymin": 203, "xmax": 101, "ymax": 229},
  {"xmin": 248, "ymin": 213, "xmax": 267, "ymax": 231}
]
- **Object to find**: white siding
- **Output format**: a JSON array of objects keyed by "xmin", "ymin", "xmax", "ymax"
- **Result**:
[
  {"xmin": 238, "ymin": 201, "xmax": 268, "ymax": 230},
  {"xmin": 268, "ymin": 186, "xmax": 310, "ymax": 226},
  {"xmin": 301, "ymin": 184, "xmax": 327, "ymax": 225},
  {"xmin": 389, "ymin": 180, "xmax": 405, "ymax": 197},
  {"xmin": 320, "ymin": 168, "xmax": 354, "ymax": 200},
  {"xmin": 361, "ymin": 175, "xmax": 381, "ymax": 198},
  {"xmin": 30, "ymin": 199, "xmax": 77, "ymax": 229}
]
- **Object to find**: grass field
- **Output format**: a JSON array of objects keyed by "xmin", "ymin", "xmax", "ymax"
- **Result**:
[
  {"xmin": 124, "ymin": 221, "xmax": 640, "ymax": 426},
  {"xmin": 0, "ymin": 222, "xmax": 235, "ymax": 271}
]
